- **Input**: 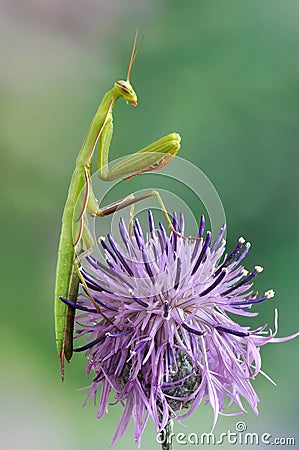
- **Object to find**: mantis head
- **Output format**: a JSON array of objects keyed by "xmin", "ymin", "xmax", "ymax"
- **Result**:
[
  {"xmin": 114, "ymin": 29, "xmax": 143, "ymax": 107},
  {"xmin": 114, "ymin": 80, "xmax": 138, "ymax": 106}
]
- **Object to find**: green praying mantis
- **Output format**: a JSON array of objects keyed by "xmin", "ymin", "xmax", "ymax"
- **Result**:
[{"xmin": 54, "ymin": 31, "xmax": 182, "ymax": 380}]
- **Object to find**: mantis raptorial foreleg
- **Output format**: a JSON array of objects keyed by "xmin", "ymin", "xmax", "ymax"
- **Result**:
[{"xmin": 54, "ymin": 31, "xmax": 183, "ymax": 380}]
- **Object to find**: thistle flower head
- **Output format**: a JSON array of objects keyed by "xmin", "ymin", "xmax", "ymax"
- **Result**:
[{"xmin": 61, "ymin": 212, "xmax": 298, "ymax": 446}]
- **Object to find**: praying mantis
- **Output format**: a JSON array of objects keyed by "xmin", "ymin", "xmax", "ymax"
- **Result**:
[{"xmin": 54, "ymin": 31, "xmax": 182, "ymax": 380}]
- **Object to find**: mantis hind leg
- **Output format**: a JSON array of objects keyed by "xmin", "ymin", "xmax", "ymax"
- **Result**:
[
  {"xmin": 63, "ymin": 232, "xmax": 94, "ymax": 367},
  {"xmin": 61, "ymin": 218, "xmax": 115, "ymax": 375},
  {"xmin": 61, "ymin": 219, "xmax": 96, "ymax": 376},
  {"xmin": 63, "ymin": 265, "xmax": 80, "ymax": 367}
]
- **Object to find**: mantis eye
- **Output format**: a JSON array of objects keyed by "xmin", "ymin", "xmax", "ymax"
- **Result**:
[
  {"xmin": 121, "ymin": 85, "xmax": 130, "ymax": 95},
  {"xmin": 115, "ymin": 81, "xmax": 131, "ymax": 95}
]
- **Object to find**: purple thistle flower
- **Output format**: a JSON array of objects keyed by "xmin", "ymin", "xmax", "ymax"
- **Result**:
[{"xmin": 61, "ymin": 212, "xmax": 298, "ymax": 446}]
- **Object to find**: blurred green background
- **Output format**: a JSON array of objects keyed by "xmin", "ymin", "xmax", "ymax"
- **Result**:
[{"xmin": 1, "ymin": 0, "xmax": 299, "ymax": 449}]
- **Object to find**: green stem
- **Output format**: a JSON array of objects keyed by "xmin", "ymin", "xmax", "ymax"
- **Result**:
[{"xmin": 161, "ymin": 418, "xmax": 174, "ymax": 450}]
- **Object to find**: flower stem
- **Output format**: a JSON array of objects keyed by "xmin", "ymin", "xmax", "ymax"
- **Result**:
[{"xmin": 161, "ymin": 418, "xmax": 174, "ymax": 450}]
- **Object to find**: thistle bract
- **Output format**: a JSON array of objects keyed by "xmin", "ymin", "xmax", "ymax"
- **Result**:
[{"xmin": 61, "ymin": 212, "xmax": 298, "ymax": 446}]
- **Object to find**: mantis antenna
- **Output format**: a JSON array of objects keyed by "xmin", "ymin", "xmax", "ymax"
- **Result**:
[{"xmin": 127, "ymin": 27, "xmax": 144, "ymax": 83}]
